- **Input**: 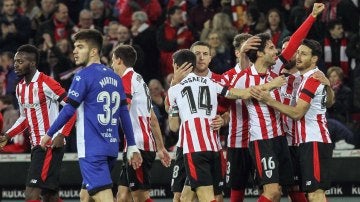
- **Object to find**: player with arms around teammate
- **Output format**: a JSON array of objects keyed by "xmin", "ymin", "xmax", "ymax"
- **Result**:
[
  {"xmin": 40, "ymin": 29, "xmax": 142, "ymax": 202},
  {"xmin": 111, "ymin": 44, "xmax": 171, "ymax": 202},
  {"xmin": 0, "ymin": 44, "xmax": 75, "ymax": 202},
  {"xmin": 168, "ymin": 49, "xmax": 251, "ymax": 202},
  {"xmin": 251, "ymin": 39, "xmax": 334, "ymax": 202}
]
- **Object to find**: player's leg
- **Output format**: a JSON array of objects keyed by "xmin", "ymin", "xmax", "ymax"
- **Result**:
[
  {"xmin": 249, "ymin": 138, "xmax": 282, "ymax": 202},
  {"xmin": 25, "ymin": 146, "xmax": 64, "ymax": 202},
  {"xmin": 299, "ymin": 142, "xmax": 333, "ymax": 202},
  {"xmin": 226, "ymin": 148, "xmax": 253, "ymax": 202},
  {"xmin": 171, "ymin": 147, "xmax": 186, "ymax": 202},
  {"xmin": 80, "ymin": 188, "xmax": 95, "ymax": 202},
  {"xmin": 184, "ymin": 152, "xmax": 217, "ymax": 202},
  {"xmin": 117, "ymin": 159, "xmax": 132, "ymax": 202},
  {"xmin": 79, "ymin": 156, "xmax": 117, "ymax": 202},
  {"xmin": 180, "ymin": 179, "xmax": 196, "ymax": 202},
  {"xmin": 128, "ymin": 150, "xmax": 156, "ymax": 202},
  {"xmin": 287, "ymin": 145, "xmax": 307, "ymax": 202}
]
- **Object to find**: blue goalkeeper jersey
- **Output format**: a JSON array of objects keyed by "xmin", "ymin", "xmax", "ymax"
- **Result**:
[{"xmin": 68, "ymin": 63, "xmax": 127, "ymax": 158}]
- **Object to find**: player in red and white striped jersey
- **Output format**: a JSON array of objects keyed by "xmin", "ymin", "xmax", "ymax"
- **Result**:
[
  {"xmin": 111, "ymin": 45, "xmax": 171, "ymax": 202},
  {"xmin": 0, "ymin": 45, "xmax": 75, "ymax": 202},
  {"xmin": 167, "ymin": 41, "xmax": 228, "ymax": 202},
  {"xmin": 251, "ymin": 39, "xmax": 334, "ymax": 202},
  {"xmin": 168, "ymin": 49, "xmax": 250, "ymax": 202}
]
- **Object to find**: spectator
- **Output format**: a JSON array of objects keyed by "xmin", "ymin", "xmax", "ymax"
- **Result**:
[
  {"xmin": 72, "ymin": 9, "xmax": 99, "ymax": 37},
  {"xmin": 17, "ymin": 0, "xmax": 40, "ymax": 37},
  {"xmin": 0, "ymin": 51, "xmax": 17, "ymax": 99},
  {"xmin": 327, "ymin": 66, "xmax": 352, "ymax": 125},
  {"xmin": 346, "ymin": 30, "xmax": 360, "ymax": 111},
  {"xmin": 35, "ymin": 3, "xmax": 74, "ymax": 46},
  {"xmin": 0, "ymin": 0, "xmax": 32, "ymax": 53},
  {"xmin": 38, "ymin": 34, "xmax": 75, "ymax": 90},
  {"xmin": 336, "ymin": 0, "xmax": 359, "ymax": 35},
  {"xmin": 288, "ymin": 0, "xmax": 325, "ymax": 41},
  {"xmin": 131, "ymin": 11, "xmax": 161, "ymax": 83},
  {"xmin": 157, "ymin": 6, "xmax": 194, "ymax": 77},
  {"xmin": 207, "ymin": 31, "xmax": 232, "ymax": 74},
  {"xmin": 323, "ymin": 19, "xmax": 350, "ymax": 79},
  {"xmin": 116, "ymin": 0, "xmax": 162, "ymax": 27},
  {"xmin": 264, "ymin": 8, "xmax": 290, "ymax": 49},
  {"xmin": 102, "ymin": 25, "xmax": 145, "ymax": 71},
  {"xmin": 89, "ymin": 0, "xmax": 114, "ymax": 34},
  {"xmin": 241, "ymin": 6, "xmax": 266, "ymax": 35},
  {"xmin": 200, "ymin": 12, "xmax": 237, "ymax": 49},
  {"xmin": 103, "ymin": 21, "xmax": 120, "ymax": 48},
  {"xmin": 33, "ymin": 0, "xmax": 57, "ymax": 31},
  {"xmin": 328, "ymin": 118, "xmax": 355, "ymax": 150},
  {"xmin": 188, "ymin": 0, "xmax": 221, "ymax": 40}
]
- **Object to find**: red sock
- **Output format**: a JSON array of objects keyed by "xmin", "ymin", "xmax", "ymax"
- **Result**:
[
  {"xmin": 57, "ymin": 197, "xmax": 64, "ymax": 202},
  {"xmin": 230, "ymin": 189, "xmax": 245, "ymax": 202},
  {"xmin": 289, "ymin": 192, "xmax": 307, "ymax": 202},
  {"xmin": 258, "ymin": 195, "xmax": 272, "ymax": 202},
  {"xmin": 210, "ymin": 200, "xmax": 217, "ymax": 202},
  {"xmin": 26, "ymin": 200, "xmax": 41, "ymax": 202},
  {"xmin": 145, "ymin": 198, "xmax": 153, "ymax": 202}
]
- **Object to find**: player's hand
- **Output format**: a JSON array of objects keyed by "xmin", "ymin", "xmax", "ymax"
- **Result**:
[
  {"xmin": 157, "ymin": 148, "xmax": 171, "ymax": 168},
  {"xmin": 268, "ymin": 75, "xmax": 286, "ymax": 89},
  {"xmin": 311, "ymin": 3, "xmax": 325, "ymax": 17},
  {"xmin": 240, "ymin": 36, "xmax": 261, "ymax": 54},
  {"xmin": 211, "ymin": 115, "xmax": 224, "ymax": 131},
  {"xmin": 172, "ymin": 62, "xmax": 193, "ymax": 86},
  {"xmin": 0, "ymin": 134, "xmax": 9, "ymax": 148},
  {"xmin": 312, "ymin": 71, "xmax": 330, "ymax": 86},
  {"xmin": 127, "ymin": 145, "xmax": 143, "ymax": 170},
  {"xmin": 250, "ymin": 86, "xmax": 272, "ymax": 104},
  {"xmin": 52, "ymin": 133, "xmax": 65, "ymax": 148},
  {"xmin": 40, "ymin": 134, "xmax": 52, "ymax": 150}
]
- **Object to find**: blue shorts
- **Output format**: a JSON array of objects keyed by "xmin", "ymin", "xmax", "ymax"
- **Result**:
[{"xmin": 79, "ymin": 156, "xmax": 117, "ymax": 196}]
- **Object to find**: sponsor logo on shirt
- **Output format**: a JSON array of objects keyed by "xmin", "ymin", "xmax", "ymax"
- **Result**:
[
  {"xmin": 69, "ymin": 90, "xmax": 79, "ymax": 97},
  {"xmin": 75, "ymin": 76, "xmax": 81, "ymax": 81}
]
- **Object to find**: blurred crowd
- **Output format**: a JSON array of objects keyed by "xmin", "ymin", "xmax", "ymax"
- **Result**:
[{"xmin": 0, "ymin": 0, "xmax": 359, "ymax": 153}]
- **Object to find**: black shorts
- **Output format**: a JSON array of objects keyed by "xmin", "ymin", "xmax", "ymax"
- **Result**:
[
  {"xmin": 26, "ymin": 146, "xmax": 64, "ymax": 191},
  {"xmin": 299, "ymin": 142, "xmax": 333, "ymax": 192},
  {"xmin": 171, "ymin": 147, "xmax": 186, "ymax": 193},
  {"xmin": 226, "ymin": 147, "xmax": 254, "ymax": 189},
  {"xmin": 289, "ymin": 145, "xmax": 301, "ymax": 185},
  {"xmin": 118, "ymin": 150, "xmax": 156, "ymax": 191},
  {"xmin": 184, "ymin": 151, "xmax": 223, "ymax": 195},
  {"xmin": 249, "ymin": 136, "xmax": 294, "ymax": 187}
]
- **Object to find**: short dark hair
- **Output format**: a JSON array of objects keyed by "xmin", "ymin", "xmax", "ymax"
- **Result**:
[
  {"xmin": 282, "ymin": 36, "xmax": 291, "ymax": 45},
  {"xmin": 190, "ymin": 41, "xmax": 211, "ymax": 52},
  {"xmin": 73, "ymin": 29, "xmax": 103, "ymax": 53},
  {"xmin": 112, "ymin": 45, "xmax": 137, "ymax": 67},
  {"xmin": 245, "ymin": 33, "xmax": 271, "ymax": 63},
  {"xmin": 0, "ymin": 51, "xmax": 14, "ymax": 60},
  {"xmin": 167, "ymin": 6, "xmax": 181, "ymax": 16},
  {"xmin": 172, "ymin": 49, "xmax": 196, "ymax": 68},
  {"xmin": 301, "ymin": 39, "xmax": 322, "ymax": 58},
  {"xmin": 233, "ymin": 33, "xmax": 252, "ymax": 49},
  {"xmin": 17, "ymin": 44, "xmax": 40, "ymax": 65},
  {"xmin": 0, "ymin": 95, "xmax": 13, "ymax": 105},
  {"xmin": 327, "ymin": 19, "xmax": 342, "ymax": 31}
]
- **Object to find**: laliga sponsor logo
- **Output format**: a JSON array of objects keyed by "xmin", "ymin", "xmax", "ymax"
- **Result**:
[
  {"xmin": 69, "ymin": 89, "xmax": 79, "ymax": 97},
  {"xmin": 75, "ymin": 76, "xmax": 81, "ymax": 81}
]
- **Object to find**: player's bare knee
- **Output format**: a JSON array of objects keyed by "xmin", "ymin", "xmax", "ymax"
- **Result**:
[
  {"xmin": 24, "ymin": 187, "xmax": 41, "ymax": 200},
  {"xmin": 173, "ymin": 192, "xmax": 181, "ymax": 202},
  {"xmin": 307, "ymin": 189, "xmax": 326, "ymax": 202}
]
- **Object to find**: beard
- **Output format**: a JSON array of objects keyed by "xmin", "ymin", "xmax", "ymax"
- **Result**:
[{"xmin": 284, "ymin": 60, "xmax": 296, "ymax": 70}]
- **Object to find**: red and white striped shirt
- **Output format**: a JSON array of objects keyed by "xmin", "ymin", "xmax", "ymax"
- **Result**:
[
  {"xmin": 168, "ymin": 73, "xmax": 228, "ymax": 154},
  {"xmin": 223, "ymin": 64, "xmax": 250, "ymax": 148},
  {"xmin": 174, "ymin": 70, "xmax": 228, "ymax": 148},
  {"xmin": 231, "ymin": 65, "xmax": 284, "ymax": 141},
  {"xmin": 122, "ymin": 68, "xmax": 156, "ymax": 151},
  {"xmin": 295, "ymin": 68, "xmax": 331, "ymax": 143},
  {"xmin": 6, "ymin": 71, "xmax": 73, "ymax": 147},
  {"xmin": 280, "ymin": 71, "xmax": 302, "ymax": 145}
]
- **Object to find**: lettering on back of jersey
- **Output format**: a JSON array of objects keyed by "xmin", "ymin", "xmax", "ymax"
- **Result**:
[
  {"xmin": 99, "ymin": 77, "xmax": 118, "ymax": 88},
  {"xmin": 180, "ymin": 76, "xmax": 207, "ymax": 85}
]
